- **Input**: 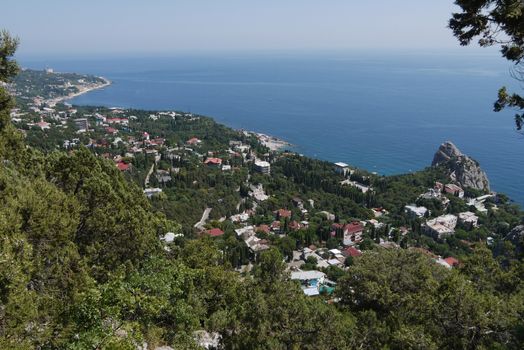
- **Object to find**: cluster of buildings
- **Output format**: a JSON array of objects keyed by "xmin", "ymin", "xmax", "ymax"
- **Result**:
[
  {"xmin": 404, "ymin": 181, "xmax": 485, "ymax": 239},
  {"xmin": 13, "ymin": 78, "xmax": 490, "ymax": 302}
]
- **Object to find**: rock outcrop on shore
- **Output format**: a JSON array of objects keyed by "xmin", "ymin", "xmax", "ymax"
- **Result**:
[{"xmin": 432, "ymin": 141, "xmax": 490, "ymax": 191}]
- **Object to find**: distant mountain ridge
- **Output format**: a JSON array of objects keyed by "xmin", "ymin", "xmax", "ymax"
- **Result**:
[{"xmin": 432, "ymin": 141, "xmax": 490, "ymax": 191}]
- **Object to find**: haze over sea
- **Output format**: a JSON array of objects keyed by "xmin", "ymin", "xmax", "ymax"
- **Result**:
[{"xmin": 21, "ymin": 51, "xmax": 524, "ymax": 206}]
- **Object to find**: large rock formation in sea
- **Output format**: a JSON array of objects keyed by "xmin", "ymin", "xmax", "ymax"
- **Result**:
[{"xmin": 431, "ymin": 141, "xmax": 490, "ymax": 191}]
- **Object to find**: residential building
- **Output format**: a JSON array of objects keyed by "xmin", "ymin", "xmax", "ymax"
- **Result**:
[
  {"xmin": 319, "ymin": 211, "xmax": 335, "ymax": 221},
  {"xmin": 458, "ymin": 211, "xmax": 479, "ymax": 229},
  {"xmin": 466, "ymin": 194, "xmax": 494, "ymax": 214},
  {"xmin": 254, "ymin": 160, "xmax": 271, "ymax": 174},
  {"xmin": 343, "ymin": 221, "xmax": 364, "ymax": 246},
  {"xmin": 230, "ymin": 212, "xmax": 250, "ymax": 223},
  {"xmin": 204, "ymin": 158, "xmax": 222, "ymax": 167},
  {"xmin": 206, "ymin": 228, "xmax": 224, "ymax": 237},
  {"xmin": 36, "ymin": 120, "xmax": 51, "ymax": 130},
  {"xmin": 143, "ymin": 188, "xmax": 162, "ymax": 198},
  {"xmin": 334, "ymin": 162, "xmax": 350, "ymax": 176},
  {"xmin": 423, "ymin": 214, "xmax": 458, "ymax": 238},
  {"xmin": 156, "ymin": 169, "xmax": 172, "ymax": 183},
  {"xmin": 235, "ymin": 226, "xmax": 256, "ymax": 238},
  {"xmin": 436, "ymin": 257, "xmax": 459, "ymax": 269},
  {"xmin": 116, "ymin": 161, "xmax": 130, "ymax": 171},
  {"xmin": 256, "ymin": 225, "xmax": 270, "ymax": 234},
  {"xmin": 249, "ymin": 184, "xmax": 269, "ymax": 201},
  {"xmin": 106, "ymin": 117, "xmax": 129, "ymax": 125},
  {"xmin": 74, "ymin": 118, "xmax": 89, "ymax": 132},
  {"xmin": 186, "ymin": 137, "xmax": 201, "ymax": 145},
  {"xmin": 276, "ymin": 208, "xmax": 292, "ymax": 219},
  {"xmin": 270, "ymin": 221, "xmax": 281, "ymax": 233},
  {"xmin": 291, "ymin": 270, "xmax": 326, "ymax": 296},
  {"xmin": 340, "ymin": 179, "xmax": 371, "ymax": 193},
  {"xmin": 343, "ymin": 246, "xmax": 362, "ymax": 258},
  {"xmin": 289, "ymin": 220, "xmax": 302, "ymax": 231},
  {"xmin": 372, "ymin": 207, "xmax": 388, "ymax": 217},
  {"xmin": 105, "ymin": 127, "xmax": 118, "ymax": 135},
  {"xmin": 245, "ymin": 235, "xmax": 270, "ymax": 253},
  {"xmin": 444, "ymin": 184, "xmax": 464, "ymax": 198},
  {"xmin": 404, "ymin": 204, "xmax": 429, "ymax": 218}
]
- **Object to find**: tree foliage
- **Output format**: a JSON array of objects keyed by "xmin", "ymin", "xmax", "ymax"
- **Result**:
[{"xmin": 450, "ymin": 0, "xmax": 524, "ymax": 129}]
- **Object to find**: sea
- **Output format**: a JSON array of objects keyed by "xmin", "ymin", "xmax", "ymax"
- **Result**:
[{"xmin": 20, "ymin": 51, "xmax": 524, "ymax": 206}]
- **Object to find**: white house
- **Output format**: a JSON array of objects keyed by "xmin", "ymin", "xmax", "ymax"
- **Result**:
[
  {"xmin": 458, "ymin": 211, "xmax": 479, "ymax": 229},
  {"xmin": 404, "ymin": 204, "xmax": 429, "ymax": 218},
  {"xmin": 423, "ymin": 214, "xmax": 458, "ymax": 238},
  {"xmin": 334, "ymin": 162, "xmax": 350, "ymax": 176},
  {"xmin": 291, "ymin": 270, "xmax": 326, "ymax": 296},
  {"xmin": 143, "ymin": 188, "xmax": 162, "ymax": 198},
  {"xmin": 254, "ymin": 160, "xmax": 271, "ymax": 174}
]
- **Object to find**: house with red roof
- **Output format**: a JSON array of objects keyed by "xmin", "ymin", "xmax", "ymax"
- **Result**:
[
  {"xmin": 105, "ymin": 127, "xmax": 118, "ymax": 135},
  {"xmin": 276, "ymin": 209, "xmax": 292, "ymax": 219},
  {"xmin": 270, "ymin": 221, "xmax": 281, "ymax": 233},
  {"xmin": 289, "ymin": 220, "xmax": 302, "ymax": 231},
  {"xmin": 256, "ymin": 224, "xmax": 270, "ymax": 234},
  {"xmin": 343, "ymin": 246, "xmax": 362, "ymax": 258},
  {"xmin": 444, "ymin": 257, "xmax": 459, "ymax": 267},
  {"xmin": 204, "ymin": 158, "xmax": 222, "ymax": 167},
  {"xmin": 436, "ymin": 256, "xmax": 460, "ymax": 269},
  {"xmin": 106, "ymin": 117, "xmax": 129, "ymax": 125},
  {"xmin": 444, "ymin": 184, "xmax": 464, "ymax": 198},
  {"xmin": 116, "ymin": 162, "xmax": 130, "ymax": 171},
  {"xmin": 149, "ymin": 137, "xmax": 165, "ymax": 147},
  {"xmin": 206, "ymin": 228, "xmax": 224, "ymax": 237},
  {"xmin": 186, "ymin": 137, "xmax": 201, "ymax": 145},
  {"xmin": 343, "ymin": 221, "xmax": 364, "ymax": 246},
  {"xmin": 36, "ymin": 121, "xmax": 51, "ymax": 130}
]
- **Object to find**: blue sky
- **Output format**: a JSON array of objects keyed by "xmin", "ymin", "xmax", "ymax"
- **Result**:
[{"xmin": 3, "ymin": 0, "xmax": 473, "ymax": 56}]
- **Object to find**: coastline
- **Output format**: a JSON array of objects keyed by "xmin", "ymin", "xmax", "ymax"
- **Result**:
[
  {"xmin": 56, "ymin": 77, "xmax": 293, "ymax": 152},
  {"xmin": 252, "ymin": 132, "xmax": 292, "ymax": 152},
  {"xmin": 50, "ymin": 77, "xmax": 293, "ymax": 153},
  {"xmin": 54, "ymin": 74, "xmax": 521, "ymax": 208},
  {"xmin": 47, "ymin": 76, "xmax": 111, "ymax": 106}
]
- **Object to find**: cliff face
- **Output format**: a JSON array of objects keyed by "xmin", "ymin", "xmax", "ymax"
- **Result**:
[{"xmin": 432, "ymin": 141, "xmax": 490, "ymax": 191}]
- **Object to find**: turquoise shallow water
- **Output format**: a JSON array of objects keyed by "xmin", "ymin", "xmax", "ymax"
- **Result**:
[{"xmin": 21, "ymin": 51, "xmax": 524, "ymax": 206}]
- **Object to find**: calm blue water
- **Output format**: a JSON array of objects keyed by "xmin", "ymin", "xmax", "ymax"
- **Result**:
[{"xmin": 21, "ymin": 51, "xmax": 524, "ymax": 206}]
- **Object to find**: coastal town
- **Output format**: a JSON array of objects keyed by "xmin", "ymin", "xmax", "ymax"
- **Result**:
[
  {"xmin": 3, "ymin": 2, "xmax": 524, "ymax": 348},
  {"xmin": 8, "ymin": 69, "xmax": 520, "ymax": 298}
]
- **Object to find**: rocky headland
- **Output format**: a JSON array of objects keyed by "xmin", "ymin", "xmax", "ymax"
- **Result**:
[{"xmin": 432, "ymin": 141, "xmax": 490, "ymax": 192}]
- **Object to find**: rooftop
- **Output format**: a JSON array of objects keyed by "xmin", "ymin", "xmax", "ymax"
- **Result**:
[{"xmin": 291, "ymin": 270, "xmax": 326, "ymax": 281}]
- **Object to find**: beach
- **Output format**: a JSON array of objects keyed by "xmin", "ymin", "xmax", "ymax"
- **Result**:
[
  {"xmin": 46, "ymin": 76, "xmax": 111, "ymax": 106},
  {"xmin": 253, "ymin": 132, "xmax": 292, "ymax": 151}
]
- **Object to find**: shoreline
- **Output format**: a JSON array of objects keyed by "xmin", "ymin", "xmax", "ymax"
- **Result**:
[
  {"xmin": 49, "ymin": 76, "xmax": 293, "ymax": 153},
  {"xmin": 52, "ymin": 75, "xmax": 520, "ymax": 207},
  {"xmin": 46, "ymin": 76, "xmax": 111, "ymax": 106},
  {"xmin": 252, "ymin": 132, "xmax": 292, "ymax": 152}
]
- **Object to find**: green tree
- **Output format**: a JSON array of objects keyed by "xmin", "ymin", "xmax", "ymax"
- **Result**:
[
  {"xmin": 254, "ymin": 248, "xmax": 286, "ymax": 286},
  {"xmin": 0, "ymin": 30, "xmax": 24, "ymax": 161},
  {"xmin": 450, "ymin": 0, "xmax": 524, "ymax": 129}
]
